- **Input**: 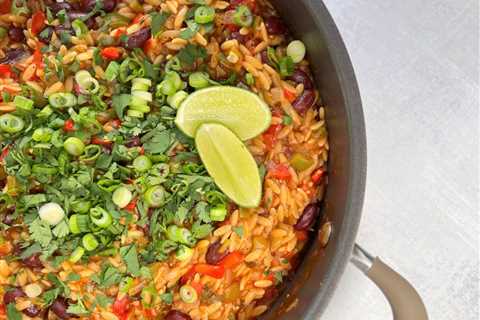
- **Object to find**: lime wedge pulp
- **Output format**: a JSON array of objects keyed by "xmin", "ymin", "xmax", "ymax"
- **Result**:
[
  {"xmin": 195, "ymin": 123, "xmax": 262, "ymax": 208},
  {"xmin": 175, "ymin": 86, "xmax": 271, "ymax": 140}
]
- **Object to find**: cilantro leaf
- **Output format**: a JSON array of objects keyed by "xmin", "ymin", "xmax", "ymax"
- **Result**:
[
  {"xmin": 191, "ymin": 221, "xmax": 213, "ymax": 239},
  {"xmin": 179, "ymin": 20, "xmax": 199, "ymax": 40},
  {"xmin": 66, "ymin": 299, "xmax": 90, "ymax": 315},
  {"xmin": 95, "ymin": 294, "xmax": 113, "ymax": 308},
  {"xmin": 19, "ymin": 243, "xmax": 42, "ymax": 259},
  {"xmin": 93, "ymin": 265, "xmax": 124, "ymax": 288},
  {"xmin": 120, "ymin": 244, "xmax": 141, "ymax": 276},
  {"xmin": 42, "ymin": 288, "xmax": 61, "ymax": 306},
  {"xmin": 66, "ymin": 273, "xmax": 81, "ymax": 281},
  {"xmin": 142, "ymin": 130, "xmax": 172, "ymax": 154},
  {"xmin": 160, "ymin": 292, "xmax": 173, "ymax": 305},
  {"xmin": 177, "ymin": 44, "xmax": 207, "ymax": 67},
  {"xmin": 52, "ymin": 219, "xmax": 70, "ymax": 238},
  {"xmin": 150, "ymin": 12, "xmax": 169, "ymax": 37},
  {"xmin": 232, "ymin": 226, "xmax": 244, "ymax": 238},
  {"xmin": 112, "ymin": 94, "xmax": 131, "ymax": 119},
  {"xmin": 6, "ymin": 303, "xmax": 22, "ymax": 320},
  {"xmin": 21, "ymin": 194, "xmax": 47, "ymax": 208},
  {"xmin": 29, "ymin": 218, "xmax": 52, "ymax": 247}
]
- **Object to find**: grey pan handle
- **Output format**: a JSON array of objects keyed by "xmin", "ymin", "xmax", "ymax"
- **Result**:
[{"xmin": 351, "ymin": 244, "xmax": 429, "ymax": 320}]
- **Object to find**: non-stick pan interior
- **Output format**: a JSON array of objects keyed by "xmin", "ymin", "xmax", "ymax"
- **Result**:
[{"xmin": 260, "ymin": 1, "xmax": 366, "ymax": 318}]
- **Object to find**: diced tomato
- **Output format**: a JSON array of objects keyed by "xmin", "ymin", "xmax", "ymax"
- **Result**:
[
  {"xmin": 111, "ymin": 119, "xmax": 122, "ymax": 128},
  {"xmin": 190, "ymin": 281, "xmax": 203, "ymax": 295},
  {"xmin": 91, "ymin": 136, "xmax": 113, "ymax": 146},
  {"xmin": 113, "ymin": 27, "xmax": 126, "ymax": 38},
  {"xmin": 262, "ymin": 124, "xmax": 282, "ymax": 150},
  {"xmin": 125, "ymin": 198, "xmax": 137, "ymax": 212},
  {"xmin": 63, "ymin": 119, "xmax": 75, "ymax": 132},
  {"xmin": 139, "ymin": 146, "xmax": 145, "ymax": 155},
  {"xmin": 33, "ymin": 46, "xmax": 43, "ymax": 68},
  {"xmin": 283, "ymin": 88, "xmax": 297, "ymax": 103},
  {"xmin": 31, "ymin": 11, "xmax": 46, "ymax": 35},
  {"xmin": 143, "ymin": 308, "xmax": 156, "ymax": 318},
  {"xmin": 218, "ymin": 251, "xmax": 244, "ymax": 270},
  {"xmin": 0, "ymin": 64, "xmax": 12, "ymax": 78},
  {"xmin": 0, "ymin": 0, "xmax": 11, "ymax": 14},
  {"xmin": 0, "ymin": 146, "xmax": 10, "ymax": 161},
  {"xmin": 295, "ymin": 230, "xmax": 308, "ymax": 241},
  {"xmin": 194, "ymin": 264, "xmax": 225, "ymax": 279},
  {"xmin": 269, "ymin": 163, "xmax": 291, "ymax": 180},
  {"xmin": 101, "ymin": 47, "xmax": 122, "ymax": 60},
  {"xmin": 225, "ymin": 23, "xmax": 239, "ymax": 32},
  {"xmin": 143, "ymin": 38, "xmax": 154, "ymax": 54},
  {"xmin": 311, "ymin": 168, "xmax": 324, "ymax": 184},
  {"xmin": 0, "ymin": 304, "xmax": 5, "ymax": 315},
  {"xmin": 112, "ymin": 296, "xmax": 130, "ymax": 317}
]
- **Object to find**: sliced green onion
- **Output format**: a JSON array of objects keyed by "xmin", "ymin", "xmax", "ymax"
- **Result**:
[
  {"xmin": 32, "ymin": 127, "xmax": 53, "ymax": 142},
  {"xmin": 82, "ymin": 233, "xmax": 99, "ymax": 251},
  {"xmin": 69, "ymin": 247, "xmax": 85, "ymax": 263},
  {"xmin": 37, "ymin": 106, "xmax": 53, "ymax": 118},
  {"xmin": 126, "ymin": 109, "xmax": 144, "ymax": 118},
  {"xmin": 194, "ymin": 6, "xmax": 215, "ymax": 24},
  {"xmin": 166, "ymin": 225, "xmax": 195, "ymax": 246},
  {"xmin": 79, "ymin": 144, "xmax": 102, "ymax": 162},
  {"xmin": 245, "ymin": 73, "xmax": 255, "ymax": 85},
  {"xmin": 98, "ymin": 247, "xmax": 117, "ymax": 256},
  {"xmin": 38, "ymin": 202, "xmax": 65, "ymax": 226},
  {"xmin": 75, "ymin": 70, "xmax": 99, "ymax": 94},
  {"xmin": 129, "ymin": 95, "xmax": 149, "ymax": 109},
  {"xmin": 133, "ymin": 155, "xmax": 152, "ymax": 172},
  {"xmin": 166, "ymin": 71, "xmax": 183, "ymax": 90},
  {"xmin": 112, "ymin": 186, "xmax": 133, "ymax": 208},
  {"xmin": 188, "ymin": 72, "xmax": 210, "ymax": 89},
  {"xmin": 63, "ymin": 137, "xmax": 85, "ymax": 156},
  {"xmin": 144, "ymin": 185, "xmax": 166, "ymax": 208},
  {"xmin": 132, "ymin": 78, "xmax": 152, "ymax": 91},
  {"xmin": 233, "ymin": 5, "xmax": 253, "ymax": 27},
  {"xmin": 69, "ymin": 214, "xmax": 90, "ymax": 234},
  {"xmin": 290, "ymin": 152, "xmax": 314, "ymax": 172},
  {"xmin": 132, "ymin": 90, "xmax": 152, "ymax": 102},
  {"xmin": 89, "ymin": 207, "xmax": 113, "ymax": 228},
  {"xmin": 129, "ymin": 103, "xmax": 151, "ymax": 113},
  {"xmin": 286, "ymin": 40, "xmax": 306, "ymax": 63},
  {"xmin": 165, "ymin": 56, "xmax": 181, "ymax": 72},
  {"xmin": 104, "ymin": 61, "xmax": 120, "ymax": 81},
  {"xmin": 278, "ymin": 56, "xmax": 294, "ymax": 77},
  {"xmin": 32, "ymin": 164, "xmax": 57, "ymax": 175},
  {"xmin": 210, "ymin": 204, "xmax": 227, "ymax": 221},
  {"xmin": 13, "ymin": 95, "xmax": 34, "ymax": 111},
  {"xmin": 167, "ymin": 90, "xmax": 188, "ymax": 109},
  {"xmin": 72, "ymin": 19, "xmax": 88, "ymax": 38},
  {"xmin": 179, "ymin": 285, "xmax": 198, "ymax": 304},
  {"xmin": 71, "ymin": 200, "xmax": 91, "ymax": 214},
  {"xmin": 175, "ymin": 245, "xmax": 193, "ymax": 261},
  {"xmin": 0, "ymin": 114, "xmax": 24, "ymax": 133},
  {"xmin": 48, "ymin": 92, "xmax": 77, "ymax": 108}
]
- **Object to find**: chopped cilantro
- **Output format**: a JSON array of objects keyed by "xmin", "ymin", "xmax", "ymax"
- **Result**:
[
  {"xmin": 29, "ymin": 219, "xmax": 52, "ymax": 247},
  {"xmin": 66, "ymin": 299, "xmax": 90, "ymax": 315},
  {"xmin": 179, "ymin": 20, "xmax": 200, "ymax": 39},
  {"xmin": 66, "ymin": 273, "xmax": 81, "ymax": 281},
  {"xmin": 151, "ymin": 12, "xmax": 169, "ymax": 37},
  {"xmin": 177, "ymin": 44, "xmax": 207, "ymax": 67},
  {"xmin": 112, "ymin": 94, "xmax": 131, "ymax": 119},
  {"xmin": 160, "ymin": 292, "xmax": 173, "ymax": 305},
  {"xmin": 120, "ymin": 244, "xmax": 141, "ymax": 276},
  {"xmin": 232, "ymin": 226, "xmax": 244, "ymax": 238},
  {"xmin": 95, "ymin": 294, "xmax": 113, "ymax": 308}
]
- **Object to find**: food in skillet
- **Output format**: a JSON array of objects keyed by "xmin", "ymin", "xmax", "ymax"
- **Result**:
[{"xmin": 0, "ymin": 0, "xmax": 328, "ymax": 318}]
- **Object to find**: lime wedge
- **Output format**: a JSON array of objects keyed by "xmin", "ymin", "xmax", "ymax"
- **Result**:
[
  {"xmin": 175, "ymin": 86, "xmax": 271, "ymax": 140},
  {"xmin": 195, "ymin": 123, "xmax": 261, "ymax": 208}
]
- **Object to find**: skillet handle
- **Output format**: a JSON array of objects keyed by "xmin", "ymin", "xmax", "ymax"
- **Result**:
[{"xmin": 351, "ymin": 244, "xmax": 429, "ymax": 320}]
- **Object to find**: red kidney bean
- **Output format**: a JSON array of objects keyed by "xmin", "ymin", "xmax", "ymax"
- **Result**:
[
  {"xmin": 124, "ymin": 28, "xmax": 151, "ymax": 50},
  {"xmin": 2, "ymin": 214, "xmax": 14, "ymax": 225},
  {"xmin": 205, "ymin": 241, "xmax": 228, "ymax": 265},
  {"xmin": 83, "ymin": 0, "xmax": 116, "ymax": 12},
  {"xmin": 255, "ymin": 285, "xmax": 278, "ymax": 306},
  {"xmin": 23, "ymin": 305, "xmax": 41, "ymax": 317},
  {"xmin": 292, "ymin": 89, "xmax": 316, "ymax": 114},
  {"xmin": 289, "ymin": 69, "xmax": 313, "ymax": 90},
  {"xmin": 8, "ymin": 27, "xmax": 25, "ymax": 42},
  {"xmin": 0, "ymin": 48, "xmax": 28, "ymax": 65},
  {"xmin": 294, "ymin": 203, "xmax": 320, "ymax": 231},
  {"xmin": 125, "ymin": 136, "xmax": 141, "ymax": 147},
  {"xmin": 3, "ymin": 287, "xmax": 26, "ymax": 305},
  {"xmin": 21, "ymin": 253, "xmax": 44, "ymax": 269},
  {"xmin": 165, "ymin": 310, "xmax": 192, "ymax": 320},
  {"xmin": 264, "ymin": 16, "xmax": 287, "ymax": 35},
  {"xmin": 51, "ymin": 298, "xmax": 74, "ymax": 319},
  {"xmin": 48, "ymin": 2, "xmax": 72, "ymax": 13}
]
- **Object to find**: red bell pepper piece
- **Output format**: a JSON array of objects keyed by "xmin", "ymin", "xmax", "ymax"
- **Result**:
[
  {"xmin": 101, "ymin": 47, "xmax": 122, "ymax": 60},
  {"xmin": 0, "ymin": 64, "xmax": 12, "ymax": 78},
  {"xmin": 194, "ymin": 264, "xmax": 225, "ymax": 279},
  {"xmin": 33, "ymin": 46, "xmax": 43, "ymax": 68},
  {"xmin": 31, "ymin": 11, "xmax": 46, "ymax": 35},
  {"xmin": 190, "ymin": 281, "xmax": 203, "ymax": 295},
  {"xmin": 143, "ymin": 38, "xmax": 154, "ymax": 54},
  {"xmin": 63, "ymin": 119, "xmax": 75, "ymax": 132},
  {"xmin": 112, "ymin": 296, "xmax": 130, "ymax": 318},
  {"xmin": 269, "ymin": 163, "xmax": 291, "ymax": 180},
  {"xmin": 0, "ymin": 0, "xmax": 11, "ymax": 14},
  {"xmin": 218, "ymin": 251, "xmax": 244, "ymax": 269},
  {"xmin": 0, "ymin": 146, "xmax": 10, "ymax": 161},
  {"xmin": 311, "ymin": 168, "xmax": 323, "ymax": 184},
  {"xmin": 295, "ymin": 230, "xmax": 308, "ymax": 241},
  {"xmin": 125, "ymin": 198, "xmax": 137, "ymax": 212},
  {"xmin": 283, "ymin": 88, "xmax": 296, "ymax": 103},
  {"xmin": 111, "ymin": 119, "xmax": 122, "ymax": 128},
  {"xmin": 262, "ymin": 124, "xmax": 282, "ymax": 150}
]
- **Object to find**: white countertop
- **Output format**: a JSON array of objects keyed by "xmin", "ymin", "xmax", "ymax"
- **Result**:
[{"xmin": 319, "ymin": 0, "xmax": 479, "ymax": 319}]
